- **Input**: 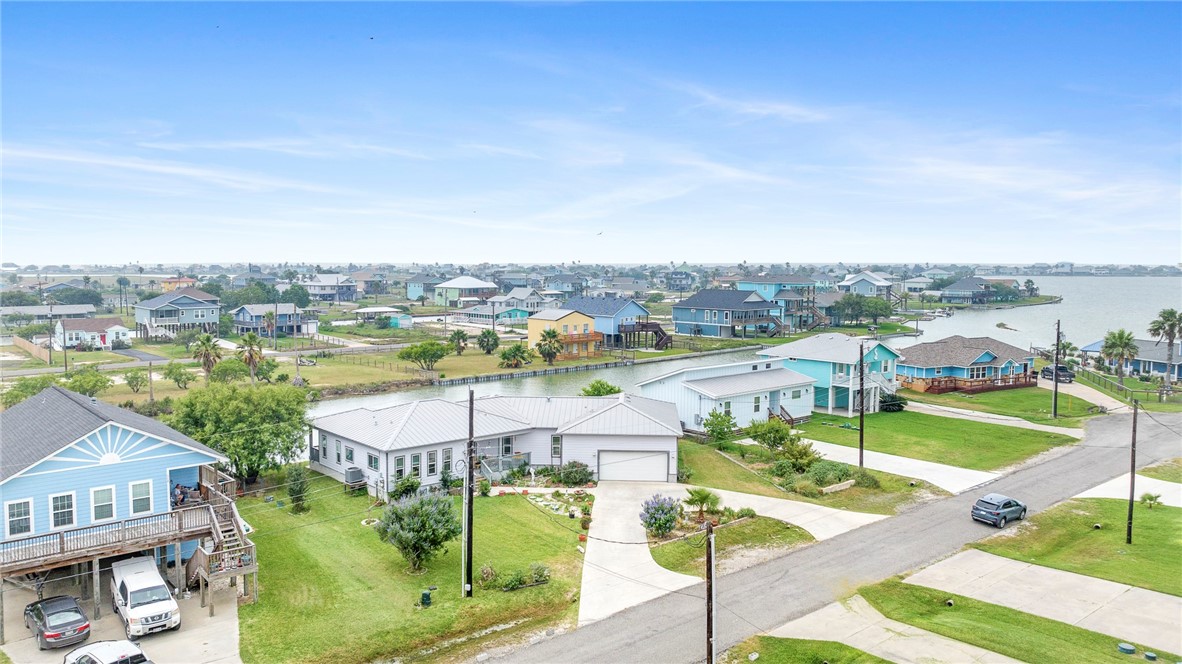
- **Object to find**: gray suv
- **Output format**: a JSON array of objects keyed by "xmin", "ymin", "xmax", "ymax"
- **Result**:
[{"xmin": 971, "ymin": 493, "xmax": 1026, "ymax": 528}]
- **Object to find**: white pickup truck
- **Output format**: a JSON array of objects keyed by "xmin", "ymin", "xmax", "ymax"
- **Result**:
[{"xmin": 110, "ymin": 557, "xmax": 181, "ymax": 640}]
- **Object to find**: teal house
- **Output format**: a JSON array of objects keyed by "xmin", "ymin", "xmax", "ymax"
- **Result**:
[
  {"xmin": 735, "ymin": 275, "xmax": 820, "ymax": 332},
  {"xmin": 757, "ymin": 333, "xmax": 901, "ymax": 415}
]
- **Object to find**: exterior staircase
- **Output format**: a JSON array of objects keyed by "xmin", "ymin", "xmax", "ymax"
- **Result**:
[
  {"xmin": 147, "ymin": 325, "xmax": 176, "ymax": 341},
  {"xmin": 622, "ymin": 322, "xmax": 673, "ymax": 350},
  {"xmin": 183, "ymin": 475, "xmax": 257, "ymax": 590},
  {"xmin": 768, "ymin": 405, "xmax": 810, "ymax": 427},
  {"xmin": 806, "ymin": 305, "xmax": 830, "ymax": 330}
]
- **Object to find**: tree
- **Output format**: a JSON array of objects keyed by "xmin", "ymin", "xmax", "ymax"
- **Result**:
[
  {"xmin": 211, "ymin": 357, "xmax": 250, "ymax": 383},
  {"xmin": 192, "ymin": 333, "xmax": 223, "ymax": 386},
  {"xmin": 116, "ymin": 276, "xmax": 131, "ymax": 314},
  {"xmin": 448, "ymin": 330, "xmax": 470, "ymax": 355},
  {"xmin": 415, "ymin": 294, "xmax": 428, "ymax": 307},
  {"xmin": 236, "ymin": 332, "xmax": 266, "ymax": 384},
  {"xmin": 173, "ymin": 329, "xmax": 201, "ymax": 349},
  {"xmin": 168, "ymin": 383, "xmax": 308, "ymax": 481},
  {"xmin": 263, "ymin": 311, "xmax": 277, "ymax": 342},
  {"xmin": 0, "ymin": 291, "xmax": 40, "ymax": 306},
  {"xmin": 1102, "ymin": 329, "xmax": 1139, "ymax": 386},
  {"xmin": 124, "ymin": 368, "xmax": 149, "ymax": 394},
  {"xmin": 497, "ymin": 343, "xmax": 534, "ymax": 368},
  {"xmin": 218, "ymin": 313, "xmax": 233, "ymax": 338},
  {"xmin": 65, "ymin": 366, "xmax": 113, "ymax": 397},
  {"xmin": 287, "ymin": 465, "xmax": 310, "ymax": 514},
  {"xmin": 397, "ymin": 341, "xmax": 451, "ymax": 371},
  {"xmin": 280, "ymin": 283, "xmax": 311, "ymax": 308},
  {"xmin": 684, "ymin": 487, "xmax": 721, "ymax": 522},
  {"xmin": 639, "ymin": 494, "xmax": 680, "ymax": 538},
  {"xmin": 255, "ymin": 358, "xmax": 280, "ymax": 383},
  {"xmin": 1023, "ymin": 279, "xmax": 1037, "ymax": 296},
  {"xmin": 1148, "ymin": 309, "xmax": 1180, "ymax": 385},
  {"xmin": 476, "ymin": 329, "xmax": 500, "ymax": 355},
  {"xmin": 582, "ymin": 379, "xmax": 622, "ymax": 396},
  {"xmin": 703, "ymin": 409, "xmax": 737, "ymax": 442},
  {"xmin": 1, "ymin": 375, "xmax": 61, "ymax": 407},
  {"xmin": 746, "ymin": 419, "xmax": 796, "ymax": 455},
  {"xmin": 374, "ymin": 494, "xmax": 462, "ymax": 572},
  {"xmin": 536, "ymin": 328, "xmax": 563, "ymax": 365},
  {"xmin": 162, "ymin": 361, "xmax": 192, "ymax": 389},
  {"xmin": 835, "ymin": 293, "xmax": 867, "ymax": 325},
  {"xmin": 863, "ymin": 298, "xmax": 893, "ymax": 325},
  {"xmin": 54, "ymin": 287, "xmax": 103, "ymax": 306}
]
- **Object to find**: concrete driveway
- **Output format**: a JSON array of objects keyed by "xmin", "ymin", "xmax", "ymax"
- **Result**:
[
  {"xmin": 2, "ymin": 574, "xmax": 241, "ymax": 664},
  {"xmin": 113, "ymin": 348, "xmax": 168, "ymax": 362},
  {"xmin": 1076, "ymin": 473, "xmax": 1182, "ymax": 506}
]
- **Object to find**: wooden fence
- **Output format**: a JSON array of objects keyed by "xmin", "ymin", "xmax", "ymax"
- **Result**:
[{"xmin": 12, "ymin": 334, "xmax": 50, "ymax": 364}]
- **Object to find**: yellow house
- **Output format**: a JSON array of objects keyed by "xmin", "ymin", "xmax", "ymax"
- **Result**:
[
  {"xmin": 526, "ymin": 309, "xmax": 602, "ymax": 360},
  {"xmin": 161, "ymin": 277, "xmax": 198, "ymax": 292}
]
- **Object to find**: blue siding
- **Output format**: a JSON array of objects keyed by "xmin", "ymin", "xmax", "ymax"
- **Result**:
[{"xmin": 407, "ymin": 283, "xmax": 426, "ymax": 300}]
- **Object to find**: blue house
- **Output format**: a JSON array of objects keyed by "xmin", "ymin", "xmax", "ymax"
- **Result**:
[
  {"xmin": 736, "ymin": 275, "xmax": 819, "ymax": 332},
  {"xmin": 757, "ymin": 333, "xmax": 901, "ymax": 415},
  {"xmin": 1080, "ymin": 338, "xmax": 1182, "ymax": 381},
  {"xmin": 560, "ymin": 296, "xmax": 664, "ymax": 347},
  {"xmin": 0, "ymin": 387, "xmax": 257, "ymax": 619},
  {"xmin": 230, "ymin": 303, "xmax": 310, "ymax": 337},
  {"xmin": 133, "ymin": 288, "xmax": 220, "ymax": 339},
  {"xmin": 406, "ymin": 273, "xmax": 445, "ymax": 302},
  {"xmin": 896, "ymin": 335, "xmax": 1036, "ymax": 393},
  {"xmin": 544, "ymin": 274, "xmax": 587, "ymax": 298},
  {"xmin": 672, "ymin": 289, "xmax": 784, "ymax": 338},
  {"xmin": 940, "ymin": 277, "xmax": 995, "ymax": 305}
]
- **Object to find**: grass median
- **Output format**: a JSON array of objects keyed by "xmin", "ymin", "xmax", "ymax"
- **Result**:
[
  {"xmin": 902, "ymin": 386, "xmax": 1096, "ymax": 428},
  {"xmin": 727, "ymin": 636, "xmax": 889, "ymax": 664}
]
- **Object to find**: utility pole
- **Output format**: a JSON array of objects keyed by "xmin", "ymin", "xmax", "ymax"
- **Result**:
[
  {"xmin": 463, "ymin": 388, "xmax": 475, "ymax": 597},
  {"xmin": 148, "ymin": 361, "xmax": 155, "ymax": 402},
  {"xmin": 1052, "ymin": 319, "xmax": 1061, "ymax": 418},
  {"xmin": 1126, "ymin": 400, "xmax": 1139, "ymax": 545},
  {"xmin": 705, "ymin": 520, "xmax": 716, "ymax": 664},
  {"xmin": 858, "ymin": 340, "xmax": 865, "ymax": 468}
]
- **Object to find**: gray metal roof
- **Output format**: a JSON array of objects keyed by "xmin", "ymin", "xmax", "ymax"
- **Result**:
[
  {"xmin": 896, "ymin": 335, "xmax": 1033, "ymax": 368},
  {"xmin": 473, "ymin": 394, "xmax": 680, "ymax": 436},
  {"xmin": 758, "ymin": 333, "xmax": 898, "ymax": 364},
  {"xmin": 0, "ymin": 304, "xmax": 96, "ymax": 317},
  {"xmin": 436, "ymin": 276, "xmax": 497, "ymax": 290},
  {"xmin": 134, "ymin": 288, "xmax": 219, "ymax": 310},
  {"xmin": 943, "ymin": 277, "xmax": 992, "ymax": 292},
  {"xmin": 0, "ymin": 386, "xmax": 225, "ymax": 484},
  {"xmin": 676, "ymin": 289, "xmax": 772, "ymax": 311},
  {"xmin": 560, "ymin": 295, "xmax": 649, "ymax": 318},
  {"xmin": 737, "ymin": 274, "xmax": 815, "ymax": 285},
  {"xmin": 311, "ymin": 399, "xmax": 533, "ymax": 451},
  {"xmin": 683, "ymin": 368, "xmax": 815, "ymax": 399},
  {"xmin": 232, "ymin": 303, "xmax": 303, "ymax": 317}
]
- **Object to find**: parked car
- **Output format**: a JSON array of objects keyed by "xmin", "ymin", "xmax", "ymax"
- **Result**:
[
  {"xmin": 62, "ymin": 639, "xmax": 152, "ymax": 664},
  {"xmin": 971, "ymin": 493, "xmax": 1027, "ymax": 528},
  {"xmin": 1040, "ymin": 365, "xmax": 1075, "ymax": 383},
  {"xmin": 110, "ymin": 557, "xmax": 181, "ymax": 640},
  {"xmin": 23, "ymin": 595, "xmax": 90, "ymax": 650}
]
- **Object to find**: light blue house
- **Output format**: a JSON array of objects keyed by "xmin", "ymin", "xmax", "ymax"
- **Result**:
[
  {"xmin": 0, "ymin": 387, "xmax": 257, "ymax": 619},
  {"xmin": 1080, "ymin": 338, "xmax": 1182, "ymax": 381},
  {"xmin": 406, "ymin": 273, "xmax": 445, "ymax": 302},
  {"xmin": 672, "ymin": 289, "xmax": 784, "ymax": 338},
  {"xmin": 637, "ymin": 360, "xmax": 816, "ymax": 430},
  {"xmin": 735, "ymin": 275, "xmax": 819, "ymax": 332},
  {"xmin": 895, "ymin": 335, "xmax": 1036, "ymax": 393},
  {"xmin": 757, "ymin": 333, "xmax": 901, "ymax": 415},
  {"xmin": 454, "ymin": 305, "xmax": 530, "ymax": 326},
  {"xmin": 560, "ymin": 295, "xmax": 655, "ymax": 346},
  {"xmin": 133, "ymin": 287, "xmax": 220, "ymax": 339},
  {"xmin": 230, "ymin": 303, "xmax": 309, "ymax": 337}
]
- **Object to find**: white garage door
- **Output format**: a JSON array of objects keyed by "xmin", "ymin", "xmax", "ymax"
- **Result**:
[{"xmin": 598, "ymin": 450, "xmax": 669, "ymax": 482}]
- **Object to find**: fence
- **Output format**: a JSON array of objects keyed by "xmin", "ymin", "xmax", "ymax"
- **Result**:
[
  {"xmin": 12, "ymin": 334, "xmax": 50, "ymax": 364},
  {"xmin": 435, "ymin": 360, "xmax": 633, "ymax": 386},
  {"xmin": 1076, "ymin": 367, "xmax": 1181, "ymax": 404}
]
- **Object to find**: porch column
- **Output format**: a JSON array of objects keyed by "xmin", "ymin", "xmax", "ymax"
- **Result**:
[
  {"xmin": 848, "ymin": 387, "xmax": 855, "ymax": 418},
  {"xmin": 1, "ymin": 578, "xmax": 6, "ymax": 644},
  {"xmin": 827, "ymin": 386, "xmax": 834, "ymax": 415},
  {"xmin": 92, "ymin": 557, "xmax": 102, "ymax": 619},
  {"xmin": 174, "ymin": 540, "xmax": 183, "ymax": 591}
]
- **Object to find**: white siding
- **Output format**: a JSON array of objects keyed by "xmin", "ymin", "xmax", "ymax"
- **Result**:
[
  {"xmin": 308, "ymin": 426, "xmax": 460, "ymax": 497},
  {"xmin": 639, "ymin": 361, "xmax": 813, "ymax": 430},
  {"xmin": 561, "ymin": 433, "xmax": 677, "ymax": 482}
]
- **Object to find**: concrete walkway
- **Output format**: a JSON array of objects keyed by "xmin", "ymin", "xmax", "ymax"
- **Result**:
[
  {"xmin": 1053, "ymin": 378, "xmax": 1129, "ymax": 412},
  {"xmin": 905, "ymin": 549, "xmax": 1182, "ymax": 655},
  {"xmin": 770, "ymin": 595, "xmax": 1021, "ymax": 663},
  {"xmin": 1075, "ymin": 473, "xmax": 1182, "ymax": 507},
  {"xmin": 788, "ymin": 437, "xmax": 999, "ymax": 494},
  {"xmin": 908, "ymin": 401, "xmax": 1083, "ymax": 438}
]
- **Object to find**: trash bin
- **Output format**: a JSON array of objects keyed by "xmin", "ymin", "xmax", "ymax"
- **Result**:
[{"xmin": 421, "ymin": 590, "xmax": 432, "ymax": 607}]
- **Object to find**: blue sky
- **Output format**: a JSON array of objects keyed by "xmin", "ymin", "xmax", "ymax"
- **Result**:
[{"xmin": 3, "ymin": 2, "xmax": 1179, "ymax": 266}]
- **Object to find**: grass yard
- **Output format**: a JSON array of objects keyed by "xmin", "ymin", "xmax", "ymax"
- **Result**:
[
  {"xmin": 860, "ymin": 578, "xmax": 1181, "ymax": 663},
  {"xmin": 0, "ymin": 347, "xmax": 135, "ymax": 370},
  {"xmin": 679, "ymin": 439, "xmax": 786, "ymax": 499},
  {"xmin": 238, "ymin": 474, "xmax": 583, "ymax": 664},
  {"xmin": 133, "ymin": 341, "xmax": 198, "ymax": 360},
  {"xmin": 1075, "ymin": 370, "xmax": 1182, "ymax": 413},
  {"xmin": 797, "ymin": 411, "xmax": 1076, "ymax": 471},
  {"xmin": 649, "ymin": 517, "xmax": 814, "ymax": 577},
  {"xmin": 1140, "ymin": 458, "xmax": 1182, "ymax": 483},
  {"xmin": 727, "ymin": 636, "xmax": 889, "ymax": 664},
  {"xmin": 902, "ymin": 386, "xmax": 1096, "ymax": 428},
  {"xmin": 973, "ymin": 498, "xmax": 1182, "ymax": 596}
]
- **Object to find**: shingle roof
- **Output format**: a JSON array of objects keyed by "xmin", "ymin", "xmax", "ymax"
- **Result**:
[
  {"xmin": 758, "ymin": 333, "xmax": 898, "ymax": 363},
  {"xmin": 407, "ymin": 273, "xmax": 445, "ymax": 284},
  {"xmin": 1080, "ymin": 338, "xmax": 1181, "ymax": 365},
  {"xmin": 814, "ymin": 291, "xmax": 843, "ymax": 307},
  {"xmin": 0, "ymin": 387, "xmax": 224, "ymax": 483},
  {"xmin": 896, "ymin": 335, "xmax": 1033, "ymax": 368},
  {"xmin": 943, "ymin": 277, "xmax": 992, "ymax": 292},
  {"xmin": 60, "ymin": 317, "xmax": 128, "ymax": 333},
  {"xmin": 676, "ymin": 289, "xmax": 772, "ymax": 310},
  {"xmin": 683, "ymin": 368, "xmax": 815, "ymax": 399},
  {"xmin": 560, "ymin": 295, "xmax": 648, "ymax": 317},
  {"xmin": 135, "ymin": 288, "xmax": 219, "ymax": 309}
]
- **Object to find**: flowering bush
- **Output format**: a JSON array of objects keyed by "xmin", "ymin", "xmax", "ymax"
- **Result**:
[{"xmin": 639, "ymin": 494, "xmax": 681, "ymax": 538}]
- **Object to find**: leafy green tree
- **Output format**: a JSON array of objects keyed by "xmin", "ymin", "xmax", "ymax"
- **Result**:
[
  {"xmin": 53, "ymin": 287, "xmax": 103, "ymax": 306},
  {"xmin": 863, "ymin": 298, "xmax": 893, "ymax": 324},
  {"xmin": 279, "ymin": 283, "xmax": 311, "ymax": 308},
  {"xmin": 15, "ymin": 323, "xmax": 52, "ymax": 340},
  {"xmin": 835, "ymin": 293, "xmax": 867, "ymax": 325},
  {"xmin": 746, "ymin": 418, "xmax": 796, "ymax": 455},
  {"xmin": 397, "ymin": 340, "xmax": 451, "ymax": 371},
  {"xmin": 191, "ymin": 333, "xmax": 223, "ymax": 386},
  {"xmin": 1023, "ymin": 279, "xmax": 1038, "ymax": 296},
  {"xmin": 162, "ymin": 361, "xmax": 193, "ymax": 389},
  {"xmin": 167, "ymin": 383, "xmax": 308, "ymax": 481},
  {"xmin": 217, "ymin": 314, "xmax": 233, "ymax": 337},
  {"xmin": 374, "ymin": 494, "xmax": 462, "ymax": 572},
  {"xmin": 173, "ymin": 329, "xmax": 201, "ymax": 349},
  {"xmin": 703, "ymin": 409, "xmax": 737, "ymax": 442},
  {"xmin": 536, "ymin": 328, "xmax": 563, "ymax": 365},
  {"xmin": 1148, "ymin": 309, "xmax": 1180, "ymax": 385},
  {"xmin": 65, "ymin": 366, "xmax": 113, "ymax": 397},
  {"xmin": 0, "ymin": 291, "xmax": 39, "ymax": 306},
  {"xmin": 476, "ymin": 329, "xmax": 501, "ymax": 355},
  {"xmin": 211, "ymin": 357, "xmax": 250, "ymax": 383},
  {"xmin": 287, "ymin": 465, "xmax": 310, "ymax": 514},
  {"xmin": 1, "ymin": 375, "xmax": 61, "ymax": 407},
  {"xmin": 124, "ymin": 368, "xmax": 149, "ymax": 394},
  {"xmin": 255, "ymin": 358, "xmax": 280, "ymax": 383},
  {"xmin": 780, "ymin": 437, "xmax": 822, "ymax": 473},
  {"xmin": 582, "ymin": 379, "xmax": 622, "ymax": 396},
  {"xmin": 1102, "ymin": 329, "xmax": 1139, "ymax": 386},
  {"xmin": 236, "ymin": 332, "xmax": 266, "ymax": 384},
  {"xmin": 684, "ymin": 487, "xmax": 721, "ymax": 522},
  {"xmin": 497, "ymin": 343, "xmax": 534, "ymax": 368},
  {"xmin": 448, "ymin": 329, "xmax": 470, "ymax": 355}
]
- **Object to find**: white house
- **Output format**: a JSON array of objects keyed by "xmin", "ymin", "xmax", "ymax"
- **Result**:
[
  {"xmin": 637, "ymin": 360, "xmax": 816, "ymax": 430},
  {"xmin": 309, "ymin": 393, "xmax": 682, "ymax": 494},
  {"xmin": 53, "ymin": 317, "xmax": 131, "ymax": 350}
]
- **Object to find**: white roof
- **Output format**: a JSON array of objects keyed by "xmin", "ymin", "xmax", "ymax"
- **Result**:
[
  {"xmin": 683, "ymin": 368, "xmax": 815, "ymax": 399},
  {"xmin": 529, "ymin": 309, "xmax": 582, "ymax": 321},
  {"xmin": 436, "ymin": 276, "xmax": 498, "ymax": 290},
  {"xmin": 308, "ymin": 274, "xmax": 354, "ymax": 286},
  {"xmin": 475, "ymin": 394, "xmax": 681, "ymax": 437},
  {"xmin": 312, "ymin": 399, "xmax": 531, "ymax": 451},
  {"xmin": 758, "ymin": 333, "xmax": 896, "ymax": 364},
  {"xmin": 353, "ymin": 306, "xmax": 403, "ymax": 314},
  {"xmin": 839, "ymin": 271, "xmax": 891, "ymax": 287}
]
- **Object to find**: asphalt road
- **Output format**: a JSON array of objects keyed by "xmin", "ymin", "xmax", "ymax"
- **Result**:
[{"xmin": 512, "ymin": 410, "xmax": 1182, "ymax": 663}]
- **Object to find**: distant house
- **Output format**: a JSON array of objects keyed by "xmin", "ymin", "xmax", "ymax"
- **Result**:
[
  {"xmin": 350, "ymin": 271, "xmax": 388, "ymax": 295},
  {"xmin": 231, "ymin": 267, "xmax": 276, "ymax": 289},
  {"xmin": 53, "ymin": 317, "xmax": 131, "ymax": 351},
  {"xmin": 757, "ymin": 333, "xmax": 901, "ymax": 415},
  {"xmin": 0, "ymin": 304, "xmax": 96, "ymax": 326},
  {"xmin": 353, "ymin": 307, "xmax": 413, "ymax": 328},
  {"xmin": 432, "ymin": 276, "xmax": 498, "ymax": 307},
  {"xmin": 837, "ymin": 271, "xmax": 894, "ymax": 300},
  {"xmin": 526, "ymin": 309, "xmax": 602, "ymax": 360},
  {"xmin": 812, "ymin": 273, "xmax": 837, "ymax": 292},
  {"xmin": 229, "ymin": 303, "xmax": 314, "ymax": 337},
  {"xmin": 813, "ymin": 291, "xmax": 846, "ymax": 327},
  {"xmin": 921, "ymin": 268, "xmax": 954, "ymax": 280},
  {"xmin": 605, "ymin": 277, "xmax": 650, "ymax": 296},
  {"xmin": 559, "ymin": 295, "xmax": 655, "ymax": 347},
  {"xmin": 672, "ymin": 289, "xmax": 784, "ymax": 338},
  {"xmin": 406, "ymin": 274, "xmax": 445, "ymax": 302},
  {"xmin": 487, "ymin": 287, "xmax": 557, "ymax": 313},
  {"xmin": 161, "ymin": 277, "xmax": 198, "ymax": 292},
  {"xmin": 735, "ymin": 275, "xmax": 819, "ymax": 332},
  {"xmin": 454, "ymin": 305, "xmax": 530, "ymax": 327},
  {"xmin": 902, "ymin": 276, "xmax": 934, "ymax": 293},
  {"xmin": 896, "ymin": 335, "xmax": 1036, "ymax": 394},
  {"xmin": 940, "ymin": 277, "xmax": 995, "ymax": 305},
  {"xmin": 44, "ymin": 279, "xmax": 99, "ymax": 293},
  {"xmin": 496, "ymin": 272, "xmax": 532, "ymax": 291},
  {"xmin": 133, "ymin": 288, "xmax": 220, "ymax": 338},
  {"xmin": 544, "ymin": 274, "xmax": 587, "ymax": 299},
  {"xmin": 301, "ymin": 274, "xmax": 358, "ymax": 303},
  {"xmin": 1080, "ymin": 339, "xmax": 1182, "ymax": 381},
  {"xmin": 638, "ymin": 360, "xmax": 816, "ymax": 430},
  {"xmin": 665, "ymin": 268, "xmax": 695, "ymax": 293}
]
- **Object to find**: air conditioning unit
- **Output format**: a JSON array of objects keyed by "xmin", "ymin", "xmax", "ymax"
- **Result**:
[{"xmin": 344, "ymin": 467, "xmax": 364, "ymax": 484}]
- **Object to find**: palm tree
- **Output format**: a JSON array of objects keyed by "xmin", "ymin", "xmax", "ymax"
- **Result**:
[
  {"xmin": 497, "ymin": 343, "xmax": 534, "ymax": 368},
  {"xmin": 684, "ymin": 488, "xmax": 720, "ymax": 523},
  {"xmin": 1148, "ymin": 309, "xmax": 1180, "ymax": 385},
  {"xmin": 116, "ymin": 276, "xmax": 131, "ymax": 314},
  {"xmin": 1101, "ymin": 329, "xmax": 1139, "ymax": 386},
  {"xmin": 192, "ymin": 333, "xmax": 223, "ymax": 386},
  {"xmin": 448, "ymin": 329, "xmax": 469, "ymax": 355},
  {"xmin": 477, "ymin": 329, "xmax": 500, "ymax": 355},
  {"xmin": 536, "ymin": 328, "xmax": 564, "ymax": 365},
  {"xmin": 237, "ymin": 332, "xmax": 266, "ymax": 384},
  {"xmin": 263, "ymin": 310, "xmax": 277, "ymax": 349}
]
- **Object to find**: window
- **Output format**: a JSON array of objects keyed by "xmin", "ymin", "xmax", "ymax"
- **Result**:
[
  {"xmin": 935, "ymin": 368, "xmax": 943, "ymax": 375},
  {"xmin": 130, "ymin": 481, "xmax": 152, "ymax": 515},
  {"xmin": 881, "ymin": 360, "xmax": 891, "ymax": 373},
  {"xmin": 335, "ymin": 440, "xmax": 341, "ymax": 464},
  {"xmin": 320, "ymin": 440, "xmax": 327, "ymax": 460},
  {"xmin": 92, "ymin": 486, "xmax": 115, "ymax": 522},
  {"xmin": 712, "ymin": 311, "xmax": 719, "ymax": 322},
  {"xmin": 723, "ymin": 401, "xmax": 732, "ymax": 416},
  {"xmin": 50, "ymin": 493, "xmax": 75, "ymax": 529},
  {"xmin": 345, "ymin": 447, "xmax": 354, "ymax": 463},
  {"xmin": 562, "ymin": 324, "xmax": 569, "ymax": 334},
  {"xmin": 969, "ymin": 366, "xmax": 988, "ymax": 380},
  {"xmin": 754, "ymin": 396, "xmax": 761, "ymax": 412},
  {"xmin": 6, "ymin": 500, "xmax": 31, "ymax": 537},
  {"xmin": 502, "ymin": 437, "xmax": 513, "ymax": 455},
  {"xmin": 411, "ymin": 454, "xmax": 421, "ymax": 477},
  {"xmin": 394, "ymin": 456, "xmax": 406, "ymax": 479},
  {"xmin": 583, "ymin": 323, "xmax": 589, "ymax": 333},
  {"xmin": 791, "ymin": 389, "xmax": 802, "ymax": 399},
  {"xmin": 551, "ymin": 435, "xmax": 562, "ymax": 457},
  {"xmin": 766, "ymin": 363, "xmax": 771, "ymax": 369},
  {"xmin": 194, "ymin": 309, "xmax": 206, "ymax": 320},
  {"xmin": 724, "ymin": 311, "xmax": 730, "ymax": 321},
  {"xmin": 428, "ymin": 451, "xmax": 438, "ymax": 475},
  {"xmin": 442, "ymin": 448, "xmax": 452, "ymax": 473},
  {"xmin": 367, "ymin": 453, "xmax": 379, "ymax": 471}
]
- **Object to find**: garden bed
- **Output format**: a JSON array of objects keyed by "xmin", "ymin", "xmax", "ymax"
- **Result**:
[{"xmin": 649, "ymin": 516, "xmax": 813, "ymax": 577}]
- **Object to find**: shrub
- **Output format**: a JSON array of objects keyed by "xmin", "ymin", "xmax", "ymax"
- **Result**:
[
  {"xmin": 124, "ymin": 368, "xmax": 149, "ymax": 394},
  {"xmin": 770, "ymin": 460, "xmax": 796, "ymax": 477},
  {"xmin": 275, "ymin": 372, "xmax": 290, "ymax": 383},
  {"xmin": 529, "ymin": 562, "xmax": 550, "ymax": 584},
  {"xmin": 685, "ymin": 487, "xmax": 721, "ymax": 522},
  {"xmin": 478, "ymin": 479, "xmax": 491, "ymax": 497},
  {"xmin": 478, "ymin": 562, "xmax": 498, "ymax": 589},
  {"xmin": 806, "ymin": 460, "xmax": 853, "ymax": 487},
  {"xmin": 1140, "ymin": 492, "xmax": 1162, "ymax": 509},
  {"xmin": 287, "ymin": 465, "xmax": 310, "ymax": 514},
  {"xmin": 792, "ymin": 479, "xmax": 821, "ymax": 498},
  {"xmin": 747, "ymin": 419, "xmax": 796, "ymax": 454},
  {"xmin": 677, "ymin": 467, "xmax": 694, "ymax": 483},
  {"xmin": 703, "ymin": 409, "xmax": 737, "ymax": 442},
  {"xmin": 639, "ymin": 494, "xmax": 680, "ymax": 538},
  {"xmin": 110, "ymin": 338, "xmax": 131, "ymax": 350},
  {"xmin": 161, "ymin": 361, "xmax": 192, "ymax": 389},
  {"xmin": 781, "ymin": 437, "xmax": 823, "ymax": 474},
  {"xmin": 853, "ymin": 469, "xmax": 880, "ymax": 489},
  {"xmin": 555, "ymin": 461, "xmax": 593, "ymax": 486},
  {"xmin": 501, "ymin": 569, "xmax": 528, "ymax": 591},
  {"xmin": 737, "ymin": 507, "xmax": 757, "ymax": 519},
  {"xmin": 879, "ymin": 392, "xmax": 908, "ymax": 412},
  {"xmin": 390, "ymin": 474, "xmax": 421, "ymax": 500},
  {"xmin": 580, "ymin": 516, "xmax": 592, "ymax": 530},
  {"xmin": 374, "ymin": 494, "xmax": 463, "ymax": 571}
]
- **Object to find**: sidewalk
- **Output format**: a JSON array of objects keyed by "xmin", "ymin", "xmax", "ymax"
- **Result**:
[
  {"xmin": 1054, "ymin": 379, "xmax": 1128, "ymax": 412},
  {"xmin": 1075, "ymin": 473, "xmax": 1182, "ymax": 507},
  {"xmin": 905, "ymin": 549, "xmax": 1182, "ymax": 655},
  {"xmin": 770, "ymin": 595, "xmax": 1021, "ymax": 663},
  {"xmin": 907, "ymin": 401, "xmax": 1083, "ymax": 439},
  {"xmin": 790, "ymin": 437, "xmax": 1000, "ymax": 494}
]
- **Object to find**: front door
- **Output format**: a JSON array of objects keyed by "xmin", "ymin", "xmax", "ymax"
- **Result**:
[{"xmin": 768, "ymin": 391, "xmax": 780, "ymax": 417}]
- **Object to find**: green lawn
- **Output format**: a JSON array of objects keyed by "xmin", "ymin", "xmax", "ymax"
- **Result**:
[
  {"xmin": 973, "ymin": 498, "xmax": 1182, "ymax": 596},
  {"xmin": 1075, "ymin": 369, "xmax": 1182, "ymax": 413},
  {"xmin": 649, "ymin": 517, "xmax": 813, "ymax": 577},
  {"xmin": 902, "ymin": 386, "xmax": 1096, "ymax": 428},
  {"xmin": 797, "ymin": 411, "xmax": 1076, "ymax": 471},
  {"xmin": 679, "ymin": 440, "xmax": 786, "ymax": 499},
  {"xmin": 238, "ymin": 474, "xmax": 582, "ymax": 664},
  {"xmin": 861, "ymin": 578, "xmax": 1181, "ymax": 663},
  {"xmin": 1140, "ymin": 458, "xmax": 1182, "ymax": 484},
  {"xmin": 728, "ymin": 636, "xmax": 889, "ymax": 664},
  {"xmin": 133, "ymin": 341, "xmax": 198, "ymax": 360}
]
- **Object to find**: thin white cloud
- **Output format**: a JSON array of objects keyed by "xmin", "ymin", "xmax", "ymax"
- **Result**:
[
  {"xmin": 459, "ymin": 143, "xmax": 543, "ymax": 160},
  {"xmin": 665, "ymin": 81, "xmax": 829, "ymax": 123}
]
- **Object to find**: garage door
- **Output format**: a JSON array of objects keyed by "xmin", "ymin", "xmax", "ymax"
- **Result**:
[{"xmin": 598, "ymin": 450, "xmax": 669, "ymax": 482}]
